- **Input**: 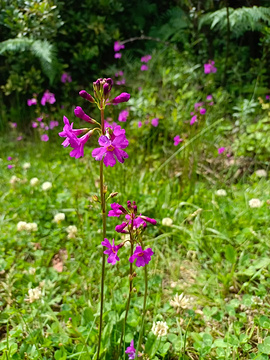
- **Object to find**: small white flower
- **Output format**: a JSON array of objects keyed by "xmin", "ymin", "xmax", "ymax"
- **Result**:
[
  {"xmin": 28, "ymin": 267, "xmax": 36, "ymax": 275},
  {"xmin": 26, "ymin": 223, "xmax": 38, "ymax": 232},
  {"xmin": 162, "ymin": 217, "xmax": 173, "ymax": 226},
  {"xmin": 170, "ymin": 293, "xmax": 193, "ymax": 310},
  {"xmin": 10, "ymin": 175, "xmax": 21, "ymax": 185},
  {"xmin": 255, "ymin": 169, "xmax": 267, "ymax": 178},
  {"xmin": 25, "ymin": 287, "xmax": 42, "ymax": 303},
  {"xmin": 151, "ymin": 321, "xmax": 169, "ymax": 337},
  {"xmin": 30, "ymin": 177, "xmax": 39, "ymax": 186},
  {"xmin": 17, "ymin": 221, "xmax": 28, "ymax": 231},
  {"xmin": 249, "ymin": 198, "xmax": 262, "ymax": 208},
  {"xmin": 41, "ymin": 181, "xmax": 52, "ymax": 191},
  {"xmin": 216, "ymin": 189, "xmax": 227, "ymax": 196},
  {"xmin": 54, "ymin": 213, "xmax": 65, "ymax": 223},
  {"xmin": 66, "ymin": 225, "xmax": 78, "ymax": 239},
  {"xmin": 23, "ymin": 162, "xmax": 31, "ymax": 170}
]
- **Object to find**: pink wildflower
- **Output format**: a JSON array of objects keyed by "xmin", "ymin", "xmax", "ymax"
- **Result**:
[
  {"xmin": 7, "ymin": 165, "xmax": 15, "ymax": 169},
  {"xmin": 114, "ymin": 53, "xmax": 122, "ymax": 59},
  {"xmin": 32, "ymin": 122, "xmax": 38, "ymax": 128},
  {"xmin": 129, "ymin": 246, "xmax": 154, "ymax": 267},
  {"xmin": 218, "ymin": 147, "xmax": 225, "ymax": 154},
  {"xmin": 41, "ymin": 134, "xmax": 49, "ymax": 142},
  {"xmin": 27, "ymin": 98, "xmax": 37, "ymax": 106},
  {"xmin": 112, "ymin": 93, "xmax": 130, "ymax": 105},
  {"xmin": 266, "ymin": 95, "xmax": 269, "ymax": 100},
  {"xmin": 151, "ymin": 118, "xmax": 159, "ymax": 127},
  {"xmin": 114, "ymin": 41, "xmax": 125, "ymax": 52},
  {"xmin": 190, "ymin": 115, "xmax": 197, "ymax": 125},
  {"xmin": 49, "ymin": 121, "xmax": 59, "ymax": 129},
  {"xmin": 16, "ymin": 136, "xmax": 23, "ymax": 141},
  {"xmin": 92, "ymin": 134, "xmax": 128, "ymax": 167},
  {"xmin": 101, "ymin": 238, "xmax": 122, "ymax": 265},
  {"xmin": 204, "ymin": 60, "xmax": 217, "ymax": 74},
  {"xmin": 141, "ymin": 55, "xmax": 152, "ymax": 63},
  {"xmin": 118, "ymin": 109, "xmax": 129, "ymax": 122},
  {"xmin": 41, "ymin": 90, "xmax": 56, "ymax": 106},
  {"xmin": 125, "ymin": 340, "xmax": 141, "ymax": 359},
  {"xmin": 116, "ymin": 79, "xmax": 126, "ymax": 85},
  {"xmin": 61, "ymin": 73, "xmax": 72, "ymax": 83},
  {"xmin": 138, "ymin": 121, "xmax": 142, "ymax": 128},
  {"xmin": 206, "ymin": 95, "xmax": 213, "ymax": 101},
  {"xmin": 74, "ymin": 106, "xmax": 95, "ymax": 123},
  {"xmin": 7, "ymin": 157, "xmax": 13, "ymax": 161},
  {"xmin": 174, "ymin": 135, "xmax": 183, "ymax": 146},
  {"xmin": 200, "ymin": 108, "xmax": 206, "ymax": 115},
  {"xmin": 141, "ymin": 64, "xmax": 148, "ymax": 71},
  {"xmin": 194, "ymin": 102, "xmax": 204, "ymax": 110},
  {"xmin": 11, "ymin": 122, "xmax": 17, "ymax": 128},
  {"xmin": 36, "ymin": 117, "xmax": 43, "ymax": 122}
]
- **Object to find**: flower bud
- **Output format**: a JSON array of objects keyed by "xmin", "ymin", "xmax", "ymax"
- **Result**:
[
  {"xmin": 110, "ymin": 192, "xmax": 118, "ymax": 198},
  {"xmin": 111, "ymin": 92, "xmax": 130, "ymax": 105},
  {"xmin": 74, "ymin": 106, "xmax": 95, "ymax": 123},
  {"xmin": 92, "ymin": 195, "xmax": 99, "ymax": 202},
  {"xmin": 133, "ymin": 287, "xmax": 137, "ymax": 293},
  {"xmin": 79, "ymin": 90, "xmax": 95, "ymax": 103},
  {"xmin": 140, "ymin": 216, "xmax": 157, "ymax": 225},
  {"xmin": 103, "ymin": 185, "xmax": 108, "ymax": 193}
]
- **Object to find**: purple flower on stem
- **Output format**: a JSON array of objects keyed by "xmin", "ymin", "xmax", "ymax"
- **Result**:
[
  {"xmin": 92, "ymin": 134, "xmax": 128, "ymax": 167},
  {"xmin": 16, "ymin": 136, "xmax": 23, "ymax": 141},
  {"xmin": 32, "ymin": 122, "xmax": 38, "ymax": 128},
  {"xmin": 141, "ymin": 64, "xmax": 148, "ymax": 71},
  {"xmin": 266, "ymin": 95, "xmax": 269, "ymax": 100},
  {"xmin": 118, "ymin": 109, "xmax": 129, "ymax": 122},
  {"xmin": 174, "ymin": 135, "xmax": 183, "ymax": 146},
  {"xmin": 200, "ymin": 108, "xmax": 206, "ymax": 115},
  {"xmin": 114, "ymin": 41, "xmax": 125, "ymax": 52},
  {"xmin": 218, "ymin": 147, "xmax": 225, "ymax": 154},
  {"xmin": 111, "ymin": 93, "xmax": 130, "ymax": 105},
  {"xmin": 101, "ymin": 238, "xmax": 122, "ymax": 265},
  {"xmin": 49, "ymin": 121, "xmax": 59, "ymax": 129},
  {"xmin": 11, "ymin": 122, "xmax": 17, "ymax": 128},
  {"xmin": 27, "ymin": 98, "xmax": 37, "ymax": 106},
  {"xmin": 206, "ymin": 95, "xmax": 213, "ymax": 101},
  {"xmin": 141, "ymin": 55, "xmax": 152, "ymax": 63},
  {"xmin": 7, "ymin": 156, "xmax": 13, "ymax": 161},
  {"xmin": 116, "ymin": 79, "xmax": 126, "ymax": 85},
  {"xmin": 108, "ymin": 203, "xmax": 127, "ymax": 217},
  {"xmin": 74, "ymin": 106, "xmax": 95, "ymax": 123},
  {"xmin": 61, "ymin": 73, "xmax": 72, "ymax": 83},
  {"xmin": 129, "ymin": 246, "xmax": 154, "ymax": 267},
  {"xmin": 204, "ymin": 60, "xmax": 217, "ymax": 74},
  {"xmin": 114, "ymin": 53, "xmax": 122, "ymax": 59},
  {"xmin": 37, "ymin": 117, "xmax": 43, "ymax": 122},
  {"xmin": 190, "ymin": 115, "xmax": 197, "ymax": 125},
  {"xmin": 138, "ymin": 121, "xmax": 142, "ymax": 128},
  {"xmin": 79, "ymin": 90, "xmax": 95, "ymax": 103},
  {"xmin": 41, "ymin": 134, "xmax": 49, "ymax": 142},
  {"xmin": 194, "ymin": 102, "xmax": 204, "ymax": 110},
  {"xmin": 7, "ymin": 164, "xmax": 15, "ymax": 169},
  {"xmin": 41, "ymin": 90, "xmax": 56, "ymax": 106},
  {"xmin": 151, "ymin": 118, "xmax": 159, "ymax": 127},
  {"xmin": 125, "ymin": 340, "xmax": 141, "ymax": 359}
]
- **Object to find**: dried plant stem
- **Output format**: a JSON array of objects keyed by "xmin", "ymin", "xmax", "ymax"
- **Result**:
[
  {"xmin": 135, "ymin": 264, "xmax": 148, "ymax": 359},
  {"xmin": 97, "ymin": 108, "xmax": 106, "ymax": 360}
]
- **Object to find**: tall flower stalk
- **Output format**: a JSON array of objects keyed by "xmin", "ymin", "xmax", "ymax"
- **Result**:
[{"xmin": 58, "ymin": 78, "xmax": 130, "ymax": 359}]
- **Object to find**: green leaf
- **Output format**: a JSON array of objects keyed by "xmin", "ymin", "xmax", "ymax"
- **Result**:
[{"xmin": 225, "ymin": 245, "xmax": 237, "ymax": 264}]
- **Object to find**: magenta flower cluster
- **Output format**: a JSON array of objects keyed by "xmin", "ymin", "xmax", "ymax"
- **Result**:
[
  {"xmin": 125, "ymin": 340, "xmax": 141, "ymax": 359},
  {"xmin": 204, "ymin": 60, "xmax": 217, "ymax": 74},
  {"xmin": 59, "ymin": 78, "xmax": 131, "ymax": 162},
  {"xmin": 114, "ymin": 41, "xmax": 125, "ymax": 59},
  {"xmin": 102, "ymin": 200, "xmax": 156, "ymax": 267},
  {"xmin": 141, "ymin": 54, "xmax": 152, "ymax": 71}
]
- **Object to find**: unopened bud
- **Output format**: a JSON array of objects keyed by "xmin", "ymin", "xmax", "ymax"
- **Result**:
[
  {"xmin": 133, "ymin": 287, "xmax": 137, "ymax": 293},
  {"xmin": 132, "ymin": 272, "xmax": 137, "ymax": 278},
  {"xmin": 110, "ymin": 192, "xmax": 118, "ymax": 198},
  {"xmin": 92, "ymin": 195, "xmax": 99, "ymax": 202},
  {"xmin": 129, "ymin": 274, "xmax": 133, "ymax": 281},
  {"xmin": 79, "ymin": 90, "xmax": 95, "ymax": 103},
  {"xmin": 103, "ymin": 185, "xmax": 108, "ymax": 193}
]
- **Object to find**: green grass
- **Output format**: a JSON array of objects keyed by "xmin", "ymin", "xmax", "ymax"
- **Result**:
[{"xmin": 0, "ymin": 132, "xmax": 270, "ymax": 360}]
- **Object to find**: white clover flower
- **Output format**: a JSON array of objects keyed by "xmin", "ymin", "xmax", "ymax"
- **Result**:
[
  {"xmin": 17, "ymin": 221, "xmax": 28, "ymax": 231},
  {"xmin": 216, "ymin": 189, "xmax": 227, "ymax": 196},
  {"xmin": 54, "ymin": 213, "xmax": 65, "ymax": 224},
  {"xmin": 249, "ymin": 198, "xmax": 262, "ymax": 208},
  {"xmin": 30, "ymin": 177, "xmax": 39, "ymax": 186},
  {"xmin": 23, "ymin": 162, "xmax": 31, "ymax": 170},
  {"xmin": 170, "ymin": 293, "xmax": 193, "ymax": 310},
  {"xmin": 162, "ymin": 217, "xmax": 173, "ymax": 226},
  {"xmin": 151, "ymin": 321, "xmax": 169, "ymax": 337},
  {"xmin": 10, "ymin": 175, "xmax": 21, "ymax": 185},
  {"xmin": 26, "ymin": 223, "xmax": 38, "ymax": 232},
  {"xmin": 255, "ymin": 169, "xmax": 267, "ymax": 178},
  {"xmin": 25, "ymin": 287, "xmax": 42, "ymax": 303},
  {"xmin": 66, "ymin": 225, "xmax": 78, "ymax": 239},
  {"xmin": 28, "ymin": 267, "xmax": 36, "ymax": 275},
  {"xmin": 41, "ymin": 181, "xmax": 52, "ymax": 191}
]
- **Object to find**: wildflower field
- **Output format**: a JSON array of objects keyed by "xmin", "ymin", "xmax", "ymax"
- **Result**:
[{"xmin": 1, "ymin": 1, "xmax": 270, "ymax": 359}]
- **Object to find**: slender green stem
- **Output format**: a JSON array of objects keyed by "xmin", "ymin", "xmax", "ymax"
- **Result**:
[
  {"xmin": 97, "ymin": 108, "xmax": 106, "ymax": 360},
  {"xmin": 119, "ymin": 235, "xmax": 134, "ymax": 356},
  {"xmin": 135, "ymin": 263, "xmax": 148, "ymax": 359}
]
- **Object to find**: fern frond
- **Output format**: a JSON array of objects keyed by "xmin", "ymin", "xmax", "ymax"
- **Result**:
[
  {"xmin": 199, "ymin": 6, "xmax": 270, "ymax": 36},
  {"xmin": 0, "ymin": 38, "xmax": 58, "ymax": 84}
]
